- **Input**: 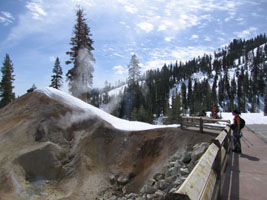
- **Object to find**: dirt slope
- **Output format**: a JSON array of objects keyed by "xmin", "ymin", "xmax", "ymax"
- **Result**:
[{"xmin": 0, "ymin": 92, "xmax": 214, "ymax": 200}]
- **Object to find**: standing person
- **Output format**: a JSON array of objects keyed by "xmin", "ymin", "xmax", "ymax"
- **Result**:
[
  {"xmin": 212, "ymin": 105, "xmax": 216, "ymax": 119},
  {"xmin": 231, "ymin": 110, "xmax": 242, "ymax": 154}
]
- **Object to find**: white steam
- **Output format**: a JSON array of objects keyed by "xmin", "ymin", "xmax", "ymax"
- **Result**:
[
  {"xmin": 101, "ymin": 95, "xmax": 122, "ymax": 114},
  {"xmin": 72, "ymin": 47, "xmax": 94, "ymax": 98}
]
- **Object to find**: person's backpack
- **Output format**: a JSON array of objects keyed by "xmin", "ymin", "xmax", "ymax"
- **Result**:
[
  {"xmin": 229, "ymin": 116, "xmax": 245, "ymax": 130},
  {"xmin": 240, "ymin": 117, "xmax": 245, "ymax": 129}
]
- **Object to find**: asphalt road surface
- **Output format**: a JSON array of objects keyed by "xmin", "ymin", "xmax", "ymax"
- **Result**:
[{"xmin": 246, "ymin": 124, "xmax": 267, "ymax": 144}]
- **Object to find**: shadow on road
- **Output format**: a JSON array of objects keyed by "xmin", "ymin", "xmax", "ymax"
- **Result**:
[{"xmin": 240, "ymin": 153, "xmax": 260, "ymax": 161}]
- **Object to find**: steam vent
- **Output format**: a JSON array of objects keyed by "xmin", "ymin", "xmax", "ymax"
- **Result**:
[{"xmin": 0, "ymin": 88, "xmax": 214, "ymax": 200}]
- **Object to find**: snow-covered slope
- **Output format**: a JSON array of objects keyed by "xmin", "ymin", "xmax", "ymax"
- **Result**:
[
  {"xmin": 37, "ymin": 87, "xmax": 178, "ymax": 131},
  {"xmin": 220, "ymin": 112, "xmax": 267, "ymax": 125},
  {"xmin": 37, "ymin": 87, "xmax": 266, "ymax": 128}
]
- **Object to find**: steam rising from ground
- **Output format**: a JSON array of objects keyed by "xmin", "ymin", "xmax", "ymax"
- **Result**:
[
  {"xmin": 101, "ymin": 95, "xmax": 122, "ymax": 114},
  {"xmin": 72, "ymin": 47, "xmax": 94, "ymax": 99}
]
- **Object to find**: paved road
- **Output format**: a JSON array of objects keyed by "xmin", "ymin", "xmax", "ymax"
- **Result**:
[
  {"xmin": 246, "ymin": 124, "xmax": 267, "ymax": 144},
  {"xmin": 222, "ymin": 125, "xmax": 267, "ymax": 200}
]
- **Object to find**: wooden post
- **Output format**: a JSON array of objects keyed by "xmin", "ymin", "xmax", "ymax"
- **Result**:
[{"xmin": 200, "ymin": 117, "xmax": 203, "ymax": 133}]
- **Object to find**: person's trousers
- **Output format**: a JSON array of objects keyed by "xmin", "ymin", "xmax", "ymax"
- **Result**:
[{"xmin": 233, "ymin": 134, "xmax": 242, "ymax": 153}]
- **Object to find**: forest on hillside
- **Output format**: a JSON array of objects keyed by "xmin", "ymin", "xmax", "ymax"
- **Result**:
[{"xmin": 98, "ymin": 34, "xmax": 267, "ymax": 123}]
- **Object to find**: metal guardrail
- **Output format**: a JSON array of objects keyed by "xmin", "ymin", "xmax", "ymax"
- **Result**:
[
  {"xmin": 168, "ymin": 126, "xmax": 231, "ymax": 200},
  {"xmin": 181, "ymin": 116, "xmax": 230, "ymax": 133}
]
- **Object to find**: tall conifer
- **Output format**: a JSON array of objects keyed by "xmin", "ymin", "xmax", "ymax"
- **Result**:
[
  {"xmin": 0, "ymin": 54, "xmax": 15, "ymax": 108},
  {"xmin": 66, "ymin": 7, "xmax": 95, "ymax": 100},
  {"xmin": 128, "ymin": 53, "xmax": 141, "ymax": 87}
]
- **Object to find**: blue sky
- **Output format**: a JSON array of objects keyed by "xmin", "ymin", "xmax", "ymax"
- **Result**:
[{"xmin": 0, "ymin": 0, "xmax": 267, "ymax": 96}]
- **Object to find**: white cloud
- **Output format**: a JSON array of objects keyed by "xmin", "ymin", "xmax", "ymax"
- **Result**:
[
  {"xmin": 157, "ymin": 19, "xmax": 173, "ymax": 31},
  {"xmin": 26, "ymin": 1, "xmax": 47, "ymax": 20},
  {"xmin": 71, "ymin": 0, "xmax": 95, "ymax": 8},
  {"xmin": 143, "ymin": 59, "xmax": 171, "ymax": 71},
  {"xmin": 0, "ymin": 11, "xmax": 15, "ymax": 25},
  {"xmin": 234, "ymin": 27, "xmax": 258, "ymax": 39},
  {"xmin": 113, "ymin": 65, "xmax": 128, "ymax": 75},
  {"xmin": 1, "ymin": 11, "xmax": 14, "ymax": 20},
  {"xmin": 204, "ymin": 36, "xmax": 211, "ymax": 41},
  {"xmin": 170, "ymin": 46, "xmax": 212, "ymax": 61},
  {"xmin": 164, "ymin": 37, "xmax": 173, "ymax": 42},
  {"xmin": 137, "ymin": 22, "xmax": 154, "ymax": 33},
  {"xmin": 113, "ymin": 53, "xmax": 124, "ymax": 58},
  {"xmin": 49, "ymin": 56, "xmax": 56, "ymax": 62},
  {"xmin": 191, "ymin": 34, "xmax": 199, "ymax": 39},
  {"xmin": 142, "ymin": 45, "xmax": 214, "ymax": 72},
  {"xmin": 124, "ymin": 5, "xmax": 138, "ymax": 14}
]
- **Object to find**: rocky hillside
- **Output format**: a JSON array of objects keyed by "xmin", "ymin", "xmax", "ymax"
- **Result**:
[{"xmin": 0, "ymin": 89, "xmax": 214, "ymax": 200}]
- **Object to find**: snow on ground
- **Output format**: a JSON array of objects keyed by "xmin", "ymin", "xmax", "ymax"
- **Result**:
[
  {"xmin": 220, "ymin": 112, "xmax": 267, "ymax": 125},
  {"xmin": 37, "ymin": 87, "xmax": 178, "ymax": 131},
  {"xmin": 37, "ymin": 87, "xmax": 266, "ymax": 131},
  {"xmin": 108, "ymin": 84, "xmax": 127, "ymax": 96}
]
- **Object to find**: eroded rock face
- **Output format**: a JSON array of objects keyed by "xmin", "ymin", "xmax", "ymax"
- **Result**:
[
  {"xmin": 16, "ymin": 143, "xmax": 66, "ymax": 182},
  {"xmin": 0, "ymin": 92, "xmax": 214, "ymax": 200}
]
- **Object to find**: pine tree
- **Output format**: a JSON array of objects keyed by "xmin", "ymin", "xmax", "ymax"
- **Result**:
[
  {"xmin": 166, "ymin": 94, "xmax": 181, "ymax": 124},
  {"xmin": 211, "ymin": 74, "xmax": 218, "ymax": 106},
  {"xmin": 102, "ymin": 80, "xmax": 110, "ymax": 105},
  {"xmin": 203, "ymin": 79, "xmax": 211, "ymax": 112},
  {"xmin": 218, "ymin": 77, "xmax": 224, "ymax": 105},
  {"xmin": 229, "ymin": 77, "xmax": 236, "ymax": 111},
  {"xmin": 128, "ymin": 53, "xmax": 141, "ymax": 86},
  {"xmin": 181, "ymin": 82, "xmax": 187, "ymax": 112},
  {"xmin": 0, "ymin": 54, "xmax": 15, "ymax": 108},
  {"xmin": 66, "ymin": 7, "xmax": 95, "ymax": 101},
  {"xmin": 187, "ymin": 77, "xmax": 192, "ymax": 112},
  {"xmin": 50, "ymin": 57, "xmax": 63, "ymax": 89},
  {"xmin": 264, "ymin": 92, "xmax": 267, "ymax": 116}
]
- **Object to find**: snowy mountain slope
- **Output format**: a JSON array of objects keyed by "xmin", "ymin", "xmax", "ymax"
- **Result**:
[{"xmin": 37, "ymin": 87, "xmax": 178, "ymax": 131}]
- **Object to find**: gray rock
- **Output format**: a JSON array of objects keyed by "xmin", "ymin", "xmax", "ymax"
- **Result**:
[
  {"xmin": 173, "ymin": 178, "xmax": 183, "ymax": 187},
  {"xmin": 108, "ymin": 195, "xmax": 117, "ymax": 200},
  {"xmin": 175, "ymin": 160, "xmax": 184, "ymax": 168},
  {"xmin": 109, "ymin": 174, "xmax": 116, "ymax": 185},
  {"xmin": 156, "ymin": 180, "xmax": 168, "ymax": 190},
  {"xmin": 182, "ymin": 151, "xmax": 192, "ymax": 163},
  {"xmin": 167, "ymin": 175, "xmax": 177, "ymax": 183},
  {"xmin": 155, "ymin": 190, "xmax": 165, "ymax": 198},
  {"xmin": 168, "ymin": 161, "xmax": 176, "ymax": 168},
  {"xmin": 160, "ymin": 165, "xmax": 169, "ymax": 175},
  {"xmin": 166, "ymin": 166, "xmax": 180, "ymax": 177},
  {"xmin": 169, "ymin": 187, "xmax": 177, "ymax": 193},
  {"xmin": 146, "ymin": 178, "xmax": 156, "ymax": 186},
  {"xmin": 153, "ymin": 172, "xmax": 165, "ymax": 181},
  {"xmin": 191, "ymin": 142, "xmax": 209, "ymax": 163},
  {"xmin": 117, "ymin": 175, "xmax": 130, "ymax": 185},
  {"xmin": 180, "ymin": 167, "xmax": 189, "ymax": 175},
  {"xmin": 126, "ymin": 193, "xmax": 137, "ymax": 199},
  {"xmin": 142, "ymin": 185, "xmax": 157, "ymax": 194}
]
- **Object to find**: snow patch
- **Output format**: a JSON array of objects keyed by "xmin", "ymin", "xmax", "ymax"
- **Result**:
[
  {"xmin": 36, "ymin": 87, "xmax": 178, "ymax": 131},
  {"xmin": 220, "ymin": 112, "xmax": 267, "ymax": 125}
]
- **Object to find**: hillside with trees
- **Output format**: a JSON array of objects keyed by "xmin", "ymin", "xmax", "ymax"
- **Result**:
[{"xmin": 98, "ymin": 34, "xmax": 267, "ymax": 123}]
